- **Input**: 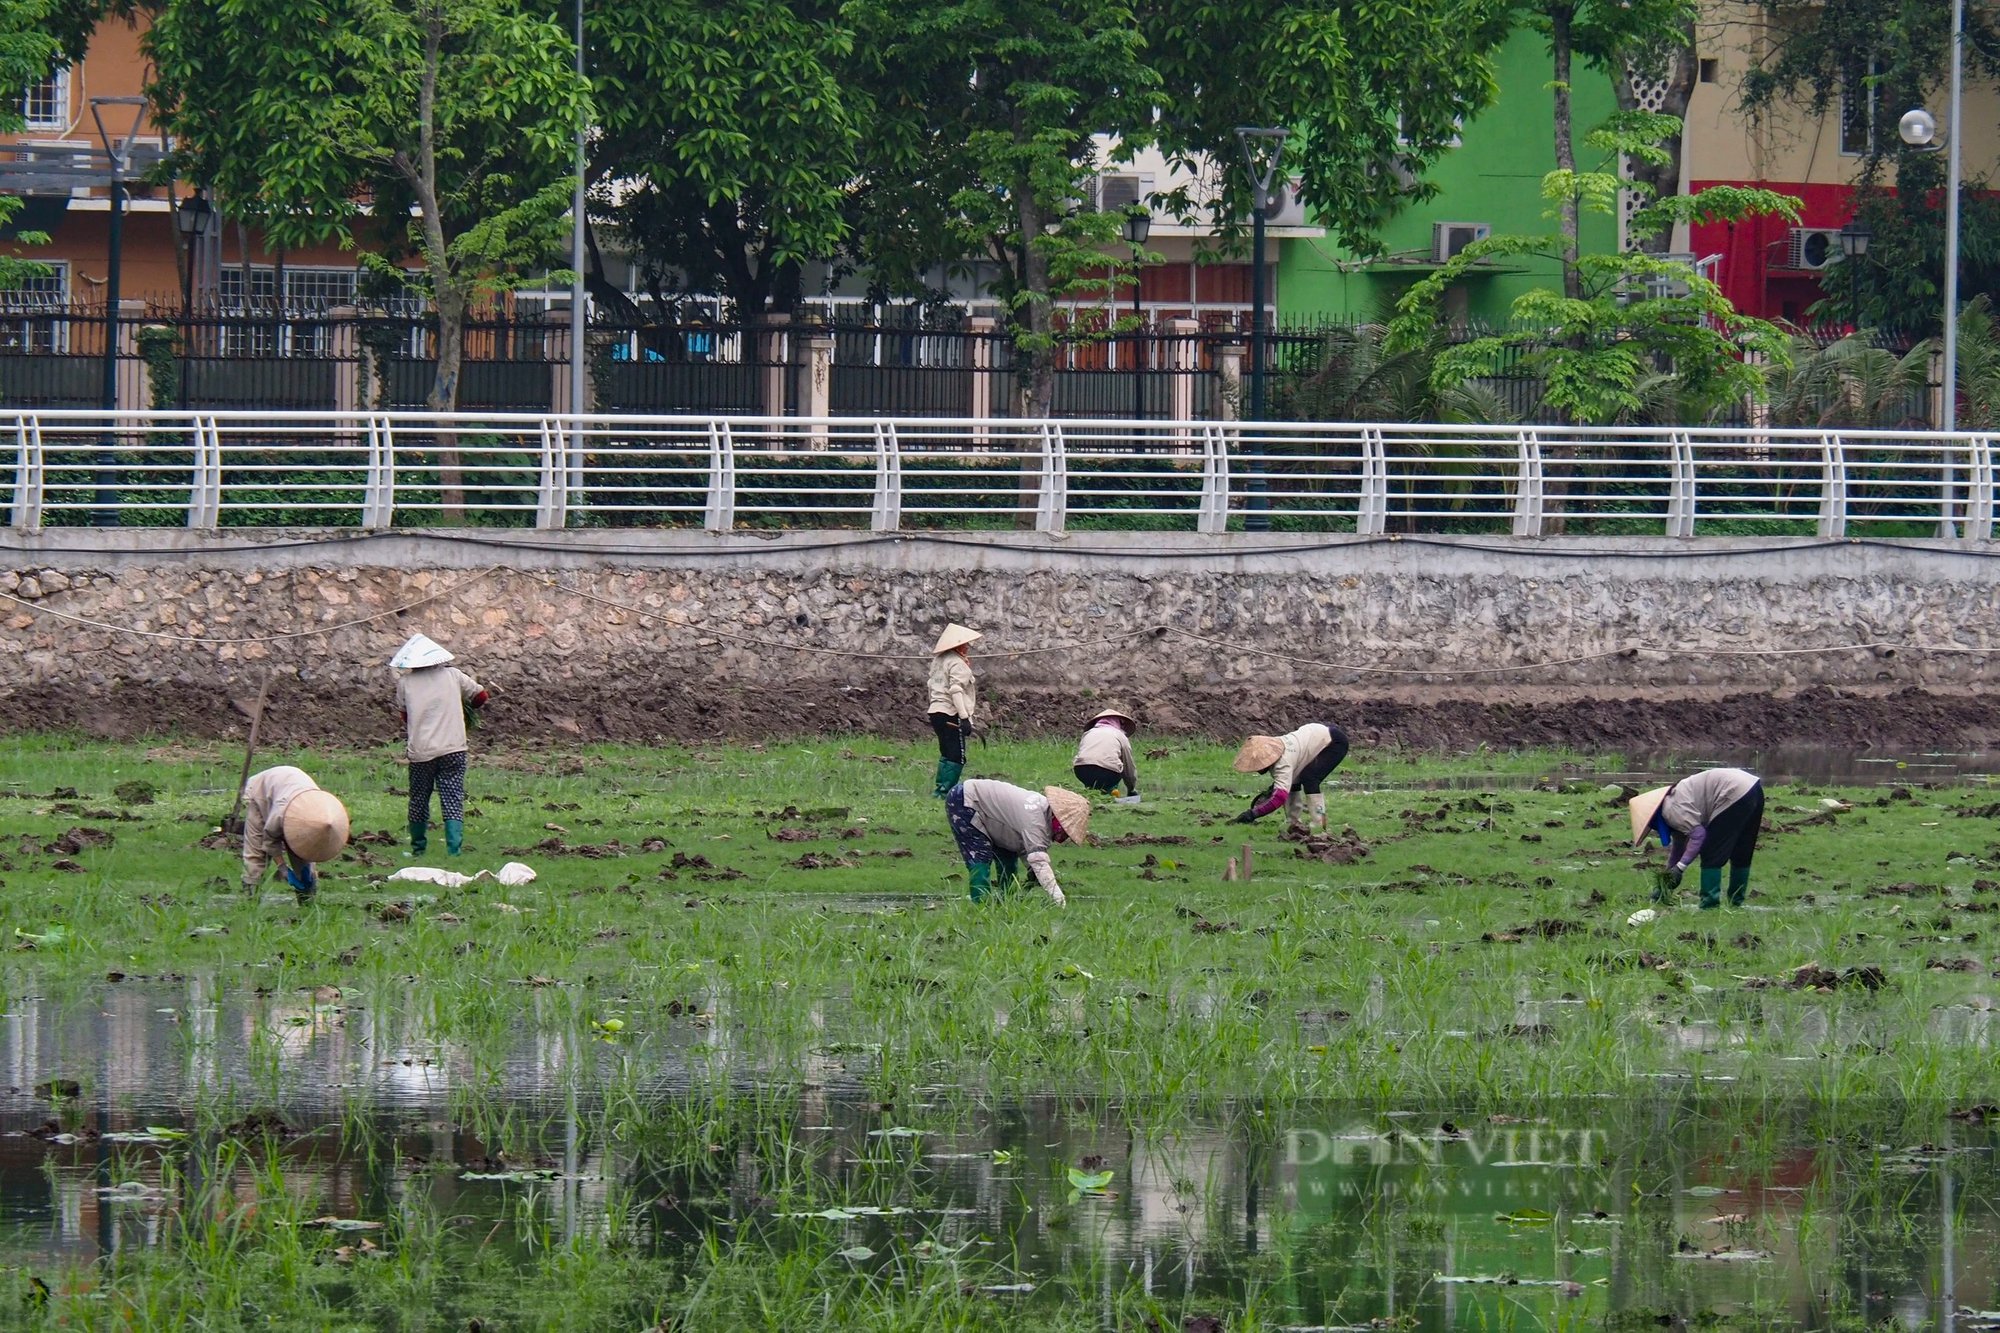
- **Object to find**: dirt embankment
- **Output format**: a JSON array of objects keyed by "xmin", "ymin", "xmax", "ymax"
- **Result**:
[{"xmin": 4, "ymin": 676, "xmax": 1997, "ymax": 756}]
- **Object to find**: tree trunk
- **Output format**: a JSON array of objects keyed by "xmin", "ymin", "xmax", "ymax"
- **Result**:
[
  {"xmin": 1615, "ymin": 26, "xmax": 1698, "ymax": 256},
  {"xmin": 1551, "ymin": 6, "xmax": 1580, "ymax": 301},
  {"xmin": 426, "ymin": 281, "xmax": 466, "ymax": 513},
  {"xmin": 1010, "ymin": 156, "xmax": 1055, "ymax": 529}
]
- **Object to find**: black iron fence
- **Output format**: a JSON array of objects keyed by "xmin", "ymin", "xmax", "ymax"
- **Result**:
[{"xmin": 2, "ymin": 300, "xmax": 1897, "ymax": 425}]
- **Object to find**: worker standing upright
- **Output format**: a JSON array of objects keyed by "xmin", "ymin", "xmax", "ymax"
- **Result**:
[
  {"xmin": 240, "ymin": 765, "xmax": 348, "ymax": 905},
  {"xmin": 1231, "ymin": 723, "xmax": 1350, "ymax": 832},
  {"xmin": 927, "ymin": 623, "xmax": 980, "ymax": 798},
  {"xmin": 392, "ymin": 633, "xmax": 489, "ymax": 857}
]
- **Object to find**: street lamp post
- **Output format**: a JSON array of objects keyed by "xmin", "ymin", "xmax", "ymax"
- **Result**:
[
  {"xmin": 1897, "ymin": 0, "xmax": 1963, "ymax": 431},
  {"xmin": 1837, "ymin": 218, "xmax": 1871, "ymax": 322},
  {"xmin": 89, "ymin": 95, "xmax": 148, "ymax": 528},
  {"xmin": 1235, "ymin": 126, "xmax": 1288, "ymax": 532},
  {"xmin": 175, "ymin": 189, "xmax": 214, "ymax": 411},
  {"xmin": 569, "ymin": 0, "xmax": 587, "ymax": 422},
  {"xmin": 175, "ymin": 188, "xmax": 213, "ymax": 315},
  {"xmin": 1123, "ymin": 203, "xmax": 1152, "ymax": 423}
]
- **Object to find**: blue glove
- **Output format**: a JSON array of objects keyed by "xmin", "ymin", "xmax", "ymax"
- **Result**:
[{"xmin": 283, "ymin": 864, "xmax": 316, "ymax": 895}]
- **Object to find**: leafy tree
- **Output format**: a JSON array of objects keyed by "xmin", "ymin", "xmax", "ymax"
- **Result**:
[
  {"xmin": 583, "ymin": 0, "xmax": 868, "ymax": 322},
  {"xmin": 0, "ymin": 1, "xmax": 76, "ymax": 288},
  {"xmin": 847, "ymin": 0, "xmax": 1159, "ymax": 416},
  {"xmin": 1276, "ymin": 322, "xmax": 1515, "ymax": 424},
  {"xmin": 140, "ymin": 0, "xmax": 587, "ymax": 433},
  {"xmin": 1143, "ymin": 0, "xmax": 1511, "ymax": 249},
  {"xmin": 1388, "ymin": 115, "xmax": 1800, "ymax": 425},
  {"xmin": 1516, "ymin": 0, "xmax": 1701, "ymax": 295},
  {"xmin": 1739, "ymin": 0, "xmax": 2000, "ymax": 335}
]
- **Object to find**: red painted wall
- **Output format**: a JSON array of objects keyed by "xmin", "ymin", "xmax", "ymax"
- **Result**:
[{"xmin": 1688, "ymin": 180, "xmax": 1858, "ymax": 325}]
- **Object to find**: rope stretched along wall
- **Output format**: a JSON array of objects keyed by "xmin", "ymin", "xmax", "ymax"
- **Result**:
[{"xmin": 0, "ymin": 561, "xmax": 1987, "ymax": 678}]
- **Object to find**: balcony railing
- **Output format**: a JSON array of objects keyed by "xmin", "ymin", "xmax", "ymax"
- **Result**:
[{"xmin": 4, "ymin": 410, "xmax": 1992, "ymax": 539}]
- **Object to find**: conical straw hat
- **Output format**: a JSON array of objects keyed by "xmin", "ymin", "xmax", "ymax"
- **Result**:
[
  {"xmin": 933, "ymin": 623, "xmax": 981, "ymax": 654},
  {"xmin": 1233, "ymin": 735, "xmax": 1284, "ymax": 773},
  {"xmin": 1090, "ymin": 707, "xmax": 1137, "ymax": 731},
  {"xmin": 1628, "ymin": 786, "xmax": 1671, "ymax": 847},
  {"xmin": 1043, "ymin": 786, "xmax": 1093, "ymax": 844},
  {"xmin": 283, "ymin": 789, "xmax": 350, "ymax": 864},
  {"xmin": 391, "ymin": 633, "xmax": 454, "ymax": 670}
]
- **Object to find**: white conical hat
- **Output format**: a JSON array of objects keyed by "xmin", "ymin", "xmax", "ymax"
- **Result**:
[
  {"xmin": 391, "ymin": 633, "xmax": 454, "ymax": 670},
  {"xmin": 1043, "ymin": 786, "xmax": 1093, "ymax": 845},
  {"xmin": 283, "ymin": 789, "xmax": 350, "ymax": 864},
  {"xmin": 933, "ymin": 623, "xmax": 981, "ymax": 654},
  {"xmin": 1234, "ymin": 735, "xmax": 1284, "ymax": 773},
  {"xmin": 1629, "ymin": 786, "xmax": 1671, "ymax": 847}
]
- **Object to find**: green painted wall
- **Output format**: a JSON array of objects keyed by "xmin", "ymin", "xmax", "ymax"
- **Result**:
[{"xmin": 1279, "ymin": 32, "xmax": 1620, "ymax": 325}]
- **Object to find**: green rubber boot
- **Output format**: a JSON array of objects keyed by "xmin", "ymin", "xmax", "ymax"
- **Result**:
[
  {"xmin": 1698, "ymin": 866, "xmax": 1723, "ymax": 910},
  {"xmin": 444, "ymin": 819, "xmax": 464, "ymax": 856},
  {"xmin": 1728, "ymin": 865, "xmax": 1751, "ymax": 907},
  {"xmin": 994, "ymin": 852, "xmax": 1022, "ymax": 895},
  {"xmin": 408, "ymin": 821, "xmax": 428, "ymax": 858},
  {"xmin": 967, "ymin": 861, "xmax": 992, "ymax": 903},
  {"xmin": 933, "ymin": 759, "xmax": 964, "ymax": 799}
]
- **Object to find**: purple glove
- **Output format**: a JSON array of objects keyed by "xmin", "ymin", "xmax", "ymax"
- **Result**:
[{"xmin": 1250, "ymin": 787, "xmax": 1289, "ymax": 818}]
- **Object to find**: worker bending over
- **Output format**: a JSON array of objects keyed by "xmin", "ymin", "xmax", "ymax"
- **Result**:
[
  {"xmin": 1630, "ymin": 767, "xmax": 1764, "ymax": 910},
  {"xmin": 943, "ymin": 778, "xmax": 1091, "ymax": 906},
  {"xmin": 1072, "ymin": 708, "xmax": 1140, "ymax": 798},
  {"xmin": 1232, "ymin": 723, "xmax": 1350, "ymax": 832},
  {"xmin": 241, "ymin": 765, "xmax": 348, "ymax": 905}
]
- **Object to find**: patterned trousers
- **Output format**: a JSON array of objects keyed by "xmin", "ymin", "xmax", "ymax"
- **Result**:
[{"xmin": 409, "ymin": 751, "xmax": 468, "ymax": 823}]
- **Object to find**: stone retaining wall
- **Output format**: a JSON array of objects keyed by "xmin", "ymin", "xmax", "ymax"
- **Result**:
[{"xmin": 2, "ymin": 532, "xmax": 1997, "ymax": 710}]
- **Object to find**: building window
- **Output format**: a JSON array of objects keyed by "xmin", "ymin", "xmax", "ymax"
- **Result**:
[
  {"xmin": 1698, "ymin": 58, "xmax": 1718, "ymax": 84},
  {"xmin": 1840, "ymin": 57, "xmax": 1881, "ymax": 156},
  {"xmin": 0, "ymin": 266, "xmax": 71, "ymax": 352},
  {"xmin": 21, "ymin": 67, "xmax": 69, "ymax": 131},
  {"xmin": 216, "ymin": 266, "xmax": 360, "ymax": 355}
]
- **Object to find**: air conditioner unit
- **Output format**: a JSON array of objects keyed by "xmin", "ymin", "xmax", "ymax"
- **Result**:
[
  {"xmin": 1096, "ymin": 172, "xmax": 1146, "ymax": 213},
  {"xmin": 1784, "ymin": 227, "xmax": 1842, "ymax": 271},
  {"xmin": 1432, "ymin": 221, "xmax": 1491, "ymax": 263}
]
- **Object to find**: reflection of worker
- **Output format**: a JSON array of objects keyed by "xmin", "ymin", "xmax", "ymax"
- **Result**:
[
  {"xmin": 241, "ymin": 766, "xmax": 349, "ymax": 904},
  {"xmin": 1072, "ymin": 708, "xmax": 1139, "ymax": 797},
  {"xmin": 392, "ymin": 633, "xmax": 489, "ymax": 856},
  {"xmin": 1232, "ymin": 723, "xmax": 1350, "ymax": 831},
  {"xmin": 944, "ymin": 778, "xmax": 1090, "ymax": 905},
  {"xmin": 927, "ymin": 623, "xmax": 980, "ymax": 798},
  {"xmin": 1630, "ymin": 768, "xmax": 1764, "ymax": 910}
]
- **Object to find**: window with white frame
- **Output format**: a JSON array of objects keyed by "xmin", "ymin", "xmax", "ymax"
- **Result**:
[
  {"xmin": 217, "ymin": 266, "xmax": 360, "ymax": 354},
  {"xmin": 0, "ymin": 265, "xmax": 70, "ymax": 352},
  {"xmin": 20, "ymin": 67, "xmax": 69, "ymax": 130},
  {"xmin": 1840, "ymin": 57, "xmax": 1881, "ymax": 156}
]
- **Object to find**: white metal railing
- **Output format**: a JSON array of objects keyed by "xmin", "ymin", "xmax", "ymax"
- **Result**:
[{"xmin": 2, "ymin": 410, "xmax": 1994, "ymax": 540}]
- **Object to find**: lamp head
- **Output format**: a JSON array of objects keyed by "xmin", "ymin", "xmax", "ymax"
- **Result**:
[
  {"xmin": 1899, "ymin": 107, "xmax": 1938, "ymax": 148},
  {"xmin": 1837, "ymin": 218, "xmax": 1871, "ymax": 258},
  {"xmin": 1123, "ymin": 204, "xmax": 1152, "ymax": 246},
  {"xmin": 176, "ymin": 189, "xmax": 213, "ymax": 239}
]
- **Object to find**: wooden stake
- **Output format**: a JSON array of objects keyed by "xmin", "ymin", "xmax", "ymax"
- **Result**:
[
  {"xmin": 1240, "ymin": 843, "xmax": 1254, "ymax": 881},
  {"xmin": 1223, "ymin": 856, "xmax": 1239, "ymax": 882}
]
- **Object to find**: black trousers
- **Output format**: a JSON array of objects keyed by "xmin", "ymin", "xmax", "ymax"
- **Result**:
[
  {"xmin": 1073, "ymin": 763, "xmax": 1123, "ymax": 793},
  {"xmin": 929, "ymin": 712, "xmax": 966, "ymax": 764},
  {"xmin": 1697, "ymin": 782, "xmax": 1764, "ymax": 871},
  {"xmin": 1289, "ymin": 726, "xmax": 1351, "ymax": 794}
]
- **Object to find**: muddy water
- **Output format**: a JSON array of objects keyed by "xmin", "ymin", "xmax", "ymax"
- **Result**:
[{"xmin": 2, "ymin": 985, "xmax": 1996, "ymax": 1328}]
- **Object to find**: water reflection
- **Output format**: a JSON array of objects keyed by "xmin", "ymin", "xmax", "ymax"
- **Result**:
[{"xmin": 0, "ymin": 986, "xmax": 1993, "ymax": 1328}]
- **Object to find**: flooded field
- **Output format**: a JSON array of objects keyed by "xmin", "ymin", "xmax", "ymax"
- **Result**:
[
  {"xmin": 3, "ymin": 983, "xmax": 1996, "ymax": 1330},
  {"xmin": 3, "ymin": 734, "xmax": 1999, "ymax": 1328}
]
